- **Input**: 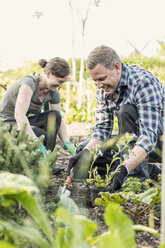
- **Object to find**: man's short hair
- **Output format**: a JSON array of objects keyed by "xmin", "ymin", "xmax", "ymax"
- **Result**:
[{"xmin": 87, "ymin": 45, "xmax": 121, "ymax": 70}]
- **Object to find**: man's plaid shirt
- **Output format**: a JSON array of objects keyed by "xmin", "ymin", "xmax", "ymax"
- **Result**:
[{"xmin": 91, "ymin": 63, "xmax": 165, "ymax": 154}]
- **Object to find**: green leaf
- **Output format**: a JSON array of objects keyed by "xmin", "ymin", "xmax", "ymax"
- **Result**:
[
  {"xmin": 74, "ymin": 215, "xmax": 97, "ymax": 239},
  {"xmin": 159, "ymin": 243, "xmax": 165, "ymax": 248},
  {"xmin": 56, "ymin": 207, "xmax": 73, "ymax": 227},
  {"xmin": 56, "ymin": 207, "xmax": 97, "ymax": 248},
  {"xmin": 59, "ymin": 195, "xmax": 79, "ymax": 215},
  {"xmin": 0, "ymin": 171, "xmax": 39, "ymax": 195},
  {"xmin": 0, "ymin": 172, "xmax": 54, "ymax": 246},
  {"xmin": 90, "ymin": 231, "xmax": 111, "ymax": 246},
  {"xmin": 132, "ymin": 224, "xmax": 160, "ymax": 238},
  {"xmin": 94, "ymin": 197, "xmax": 107, "ymax": 207},
  {"xmin": 15, "ymin": 191, "xmax": 54, "ymax": 245},
  {"xmin": 0, "ymin": 241, "xmax": 18, "ymax": 248},
  {"xmin": 138, "ymin": 188, "xmax": 158, "ymax": 204},
  {"xmin": 119, "ymin": 191, "xmax": 140, "ymax": 203},
  {"xmin": 0, "ymin": 219, "xmax": 51, "ymax": 248},
  {"xmin": 95, "ymin": 192, "xmax": 126, "ymax": 207},
  {"xmin": 102, "ymin": 202, "xmax": 136, "ymax": 248}
]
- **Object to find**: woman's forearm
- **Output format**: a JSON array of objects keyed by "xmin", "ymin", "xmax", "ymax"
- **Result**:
[
  {"xmin": 57, "ymin": 118, "xmax": 69, "ymax": 144},
  {"xmin": 15, "ymin": 114, "xmax": 36, "ymax": 138}
]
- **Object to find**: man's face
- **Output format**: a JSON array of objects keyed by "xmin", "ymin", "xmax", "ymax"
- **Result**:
[{"xmin": 89, "ymin": 63, "xmax": 121, "ymax": 95}]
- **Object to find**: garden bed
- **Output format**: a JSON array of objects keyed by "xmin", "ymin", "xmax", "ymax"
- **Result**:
[{"xmin": 44, "ymin": 122, "xmax": 161, "ymax": 248}]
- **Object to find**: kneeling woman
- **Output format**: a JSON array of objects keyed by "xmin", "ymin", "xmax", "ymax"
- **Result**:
[{"xmin": 0, "ymin": 57, "xmax": 76, "ymax": 157}]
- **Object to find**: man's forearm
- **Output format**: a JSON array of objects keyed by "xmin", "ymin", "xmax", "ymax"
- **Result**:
[{"xmin": 124, "ymin": 145, "xmax": 147, "ymax": 172}]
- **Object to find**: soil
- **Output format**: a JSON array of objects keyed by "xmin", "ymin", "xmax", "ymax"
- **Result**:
[{"xmin": 45, "ymin": 122, "xmax": 161, "ymax": 248}]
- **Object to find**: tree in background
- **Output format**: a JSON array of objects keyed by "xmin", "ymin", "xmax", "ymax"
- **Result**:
[
  {"xmin": 157, "ymin": 38, "xmax": 165, "ymax": 59},
  {"xmin": 68, "ymin": 0, "xmax": 101, "ymax": 109}
]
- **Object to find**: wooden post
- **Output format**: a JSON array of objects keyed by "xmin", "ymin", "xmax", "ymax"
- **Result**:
[{"xmin": 161, "ymin": 107, "xmax": 165, "ymax": 244}]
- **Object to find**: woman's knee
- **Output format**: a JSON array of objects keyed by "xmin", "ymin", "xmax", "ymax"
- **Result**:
[{"xmin": 48, "ymin": 110, "xmax": 61, "ymax": 128}]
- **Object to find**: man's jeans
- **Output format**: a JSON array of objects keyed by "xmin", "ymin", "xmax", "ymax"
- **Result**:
[
  {"xmin": 118, "ymin": 103, "xmax": 162, "ymax": 181},
  {"xmin": 77, "ymin": 104, "xmax": 162, "ymax": 181}
]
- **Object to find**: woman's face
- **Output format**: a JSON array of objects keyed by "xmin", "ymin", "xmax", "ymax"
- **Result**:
[{"xmin": 46, "ymin": 71, "xmax": 69, "ymax": 91}]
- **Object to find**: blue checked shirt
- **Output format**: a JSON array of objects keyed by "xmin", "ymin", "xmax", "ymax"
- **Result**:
[{"xmin": 91, "ymin": 63, "xmax": 165, "ymax": 154}]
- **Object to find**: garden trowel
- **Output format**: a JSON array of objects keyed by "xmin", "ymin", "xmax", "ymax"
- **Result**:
[{"xmin": 57, "ymin": 169, "xmax": 74, "ymax": 198}]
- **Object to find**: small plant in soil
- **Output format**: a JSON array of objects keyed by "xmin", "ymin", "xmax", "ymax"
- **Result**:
[
  {"xmin": 95, "ymin": 176, "xmax": 161, "ymax": 226},
  {"xmin": 86, "ymin": 132, "xmax": 136, "ymax": 189}
]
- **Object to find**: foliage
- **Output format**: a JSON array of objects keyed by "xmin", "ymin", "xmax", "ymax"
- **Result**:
[
  {"xmin": 95, "ymin": 177, "xmax": 161, "ymax": 224},
  {"xmin": 122, "ymin": 54, "xmax": 165, "ymax": 85},
  {"xmin": 0, "ymin": 172, "xmax": 55, "ymax": 248},
  {"xmin": 87, "ymin": 132, "xmax": 136, "ymax": 188},
  {"xmin": 0, "ymin": 120, "xmax": 60, "ymax": 189},
  {"xmin": 0, "ymin": 54, "xmax": 165, "ymax": 124},
  {"xmin": 157, "ymin": 38, "xmax": 165, "ymax": 59},
  {"xmin": 0, "ymin": 171, "xmax": 161, "ymax": 248}
]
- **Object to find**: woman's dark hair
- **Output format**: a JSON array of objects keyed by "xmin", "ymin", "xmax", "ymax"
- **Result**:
[{"xmin": 38, "ymin": 57, "xmax": 70, "ymax": 78}]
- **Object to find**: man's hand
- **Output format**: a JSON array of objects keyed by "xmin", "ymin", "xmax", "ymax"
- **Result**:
[
  {"xmin": 67, "ymin": 149, "xmax": 92, "ymax": 176},
  {"xmin": 63, "ymin": 141, "xmax": 76, "ymax": 155},
  {"xmin": 110, "ymin": 164, "xmax": 128, "ymax": 193}
]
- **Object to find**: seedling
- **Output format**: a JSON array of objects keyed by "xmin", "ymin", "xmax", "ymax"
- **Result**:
[{"xmin": 87, "ymin": 132, "xmax": 136, "ymax": 189}]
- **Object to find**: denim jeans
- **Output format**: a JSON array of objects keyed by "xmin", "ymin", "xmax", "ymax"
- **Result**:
[
  {"xmin": 77, "ymin": 104, "xmax": 162, "ymax": 181},
  {"xmin": 5, "ymin": 110, "xmax": 61, "ymax": 151}
]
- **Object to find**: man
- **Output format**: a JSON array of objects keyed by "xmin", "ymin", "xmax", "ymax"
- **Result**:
[{"xmin": 68, "ymin": 45, "xmax": 164, "ymax": 192}]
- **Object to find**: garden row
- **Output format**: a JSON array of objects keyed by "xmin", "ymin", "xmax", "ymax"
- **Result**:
[{"xmin": 0, "ymin": 121, "xmax": 164, "ymax": 247}]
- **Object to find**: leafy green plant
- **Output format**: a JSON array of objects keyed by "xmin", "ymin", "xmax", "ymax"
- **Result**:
[
  {"xmin": 0, "ymin": 120, "xmax": 60, "ymax": 189},
  {"xmin": 95, "ymin": 177, "xmax": 161, "ymax": 224},
  {"xmin": 87, "ymin": 133, "xmax": 136, "ymax": 189},
  {"xmin": 0, "ymin": 172, "xmax": 55, "ymax": 248},
  {"xmin": 0, "ymin": 171, "xmax": 162, "ymax": 248}
]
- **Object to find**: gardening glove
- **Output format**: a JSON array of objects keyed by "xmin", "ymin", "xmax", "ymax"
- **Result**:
[
  {"xmin": 63, "ymin": 141, "xmax": 76, "ymax": 155},
  {"xmin": 110, "ymin": 164, "xmax": 129, "ymax": 193},
  {"xmin": 35, "ymin": 137, "xmax": 47, "ymax": 158},
  {"xmin": 67, "ymin": 148, "xmax": 93, "ymax": 177}
]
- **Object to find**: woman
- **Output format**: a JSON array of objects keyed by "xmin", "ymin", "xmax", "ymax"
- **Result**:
[{"xmin": 0, "ymin": 57, "xmax": 76, "ymax": 158}]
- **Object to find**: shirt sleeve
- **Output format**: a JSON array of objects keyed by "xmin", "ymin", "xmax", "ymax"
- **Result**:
[
  {"xmin": 18, "ymin": 76, "xmax": 36, "ymax": 92},
  {"xmin": 134, "ymin": 79, "xmax": 164, "ymax": 154},
  {"xmin": 91, "ymin": 89, "xmax": 114, "ymax": 141}
]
